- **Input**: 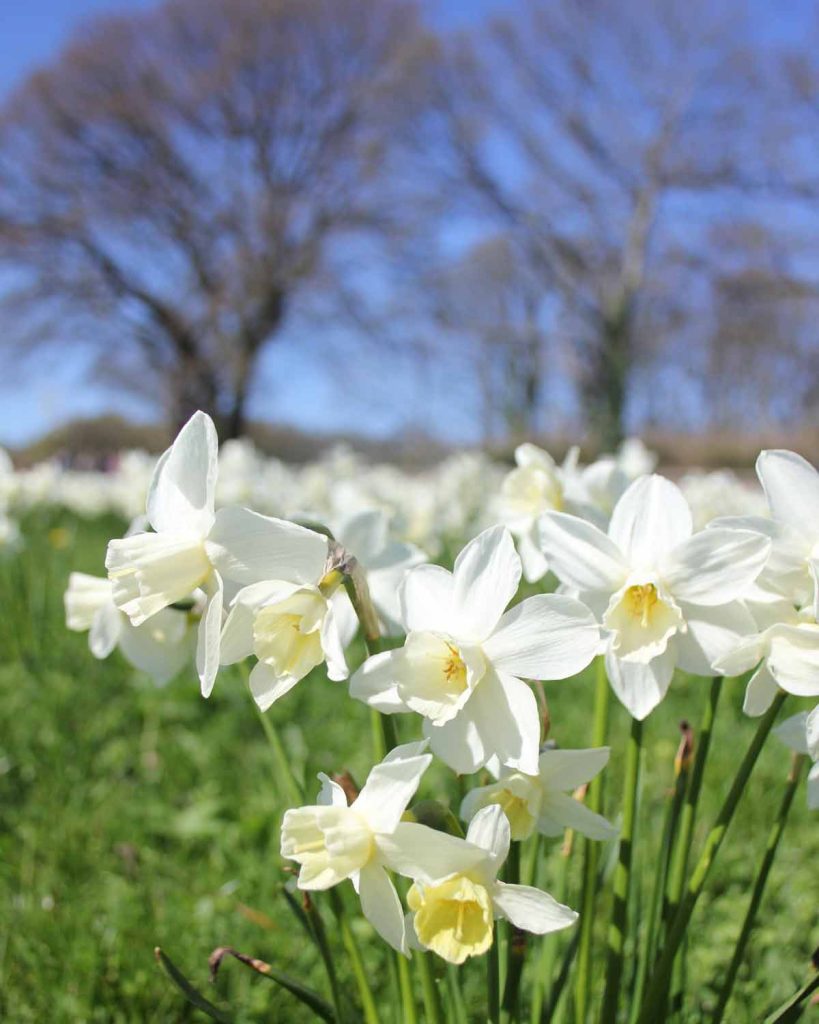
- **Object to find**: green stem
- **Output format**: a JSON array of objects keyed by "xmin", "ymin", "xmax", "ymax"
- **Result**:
[
  {"xmin": 530, "ymin": 830, "xmax": 572, "ymax": 1024},
  {"xmin": 574, "ymin": 655, "xmax": 610, "ymax": 1024},
  {"xmin": 255, "ymin": 694, "xmax": 303, "ymax": 807},
  {"xmin": 488, "ymin": 926, "xmax": 501, "ymax": 1024},
  {"xmin": 661, "ymin": 677, "xmax": 722, "ymax": 1019},
  {"xmin": 712, "ymin": 754, "xmax": 806, "ymax": 1024},
  {"xmin": 330, "ymin": 890, "xmax": 381, "ymax": 1024},
  {"xmin": 629, "ymin": 730, "xmax": 690, "ymax": 1024},
  {"xmin": 446, "ymin": 965, "xmax": 469, "ymax": 1024},
  {"xmin": 416, "ymin": 952, "xmax": 444, "ymax": 1024},
  {"xmin": 397, "ymin": 954, "xmax": 418, "ymax": 1024},
  {"xmin": 636, "ymin": 690, "xmax": 787, "ymax": 1024},
  {"xmin": 341, "ymin": 557, "xmax": 399, "ymax": 757},
  {"xmin": 663, "ymin": 679, "xmax": 722, "ymax": 942},
  {"xmin": 542, "ymin": 929, "xmax": 581, "ymax": 1024},
  {"xmin": 341, "ymin": 568, "xmax": 386, "ymax": 656},
  {"xmin": 371, "ymin": 708, "xmax": 387, "ymax": 762},
  {"xmin": 304, "ymin": 895, "xmax": 347, "ymax": 1024},
  {"xmin": 502, "ymin": 843, "xmax": 525, "ymax": 1023},
  {"xmin": 601, "ymin": 715, "xmax": 643, "ymax": 1024},
  {"xmin": 522, "ymin": 832, "xmax": 541, "ymax": 888}
]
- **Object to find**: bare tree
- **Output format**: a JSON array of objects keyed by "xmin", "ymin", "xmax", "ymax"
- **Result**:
[
  {"xmin": 422, "ymin": 0, "xmax": 765, "ymax": 447},
  {"xmin": 0, "ymin": 0, "xmax": 424, "ymax": 437},
  {"xmin": 426, "ymin": 235, "xmax": 548, "ymax": 443}
]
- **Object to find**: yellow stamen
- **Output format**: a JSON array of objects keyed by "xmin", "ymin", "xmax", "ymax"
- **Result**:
[
  {"xmin": 625, "ymin": 583, "xmax": 659, "ymax": 628},
  {"xmin": 443, "ymin": 644, "xmax": 467, "ymax": 692}
]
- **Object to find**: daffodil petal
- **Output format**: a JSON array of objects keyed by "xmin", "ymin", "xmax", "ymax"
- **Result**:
[
  {"xmin": 452, "ymin": 526, "xmax": 521, "ymax": 643},
  {"xmin": 399, "ymin": 564, "xmax": 459, "ymax": 635},
  {"xmin": 358, "ymin": 862, "xmax": 409, "ymax": 955},
  {"xmin": 349, "ymin": 649, "xmax": 409, "ymax": 713},
  {"xmin": 756, "ymin": 449, "xmax": 819, "ymax": 543},
  {"xmin": 774, "ymin": 712, "xmax": 811, "ymax": 755},
  {"xmin": 492, "ymin": 881, "xmax": 578, "ymax": 934},
  {"xmin": 376, "ymin": 822, "xmax": 487, "ymax": 883},
  {"xmin": 207, "ymin": 506, "xmax": 328, "ymax": 586},
  {"xmin": 89, "ymin": 601, "xmax": 122, "ymax": 659},
  {"xmin": 118, "ymin": 609, "xmax": 191, "ymax": 684},
  {"xmin": 742, "ymin": 663, "xmax": 779, "ymax": 717},
  {"xmin": 147, "ymin": 410, "xmax": 217, "ymax": 537},
  {"xmin": 663, "ymin": 529, "xmax": 770, "ymax": 606},
  {"xmin": 538, "ymin": 793, "xmax": 618, "ymax": 841},
  {"xmin": 248, "ymin": 660, "xmax": 301, "ymax": 711},
  {"xmin": 465, "ymin": 804, "xmax": 510, "ymax": 868},
  {"xmin": 605, "ymin": 643, "xmax": 675, "ymax": 720},
  {"xmin": 537, "ymin": 747, "xmax": 611, "ymax": 790},
  {"xmin": 197, "ymin": 575, "xmax": 223, "ymax": 698},
  {"xmin": 484, "ymin": 594, "xmax": 599, "ymax": 680},
  {"xmin": 538, "ymin": 512, "xmax": 625, "ymax": 592},
  {"xmin": 355, "ymin": 746, "xmax": 432, "ymax": 834},
  {"xmin": 674, "ymin": 601, "xmax": 757, "ymax": 677},
  {"xmin": 609, "ymin": 476, "xmax": 692, "ymax": 572}
]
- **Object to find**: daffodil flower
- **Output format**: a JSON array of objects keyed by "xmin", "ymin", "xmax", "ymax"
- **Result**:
[
  {"xmin": 714, "ymin": 605, "xmax": 819, "ymax": 716},
  {"xmin": 459, "ymin": 746, "xmax": 617, "ymax": 842},
  {"xmin": 219, "ymin": 578, "xmax": 348, "ymax": 710},
  {"xmin": 774, "ymin": 705, "xmax": 819, "ymax": 810},
  {"xmin": 64, "ymin": 571, "xmax": 194, "ymax": 684},
  {"xmin": 105, "ymin": 412, "xmax": 329, "ymax": 697},
  {"xmin": 755, "ymin": 450, "xmax": 819, "ymax": 615},
  {"xmin": 281, "ymin": 742, "xmax": 479, "ymax": 955},
  {"xmin": 332, "ymin": 508, "xmax": 426, "ymax": 635},
  {"xmin": 405, "ymin": 804, "xmax": 577, "ymax": 965},
  {"xmin": 538, "ymin": 475, "xmax": 771, "ymax": 719},
  {"xmin": 350, "ymin": 526, "xmax": 600, "ymax": 774},
  {"xmin": 498, "ymin": 444, "xmax": 596, "ymax": 582}
]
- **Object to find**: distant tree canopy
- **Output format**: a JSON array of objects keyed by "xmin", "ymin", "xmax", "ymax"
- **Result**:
[
  {"xmin": 1, "ymin": 0, "xmax": 819, "ymax": 445},
  {"xmin": 412, "ymin": 0, "xmax": 812, "ymax": 448},
  {"xmin": 0, "ymin": 0, "xmax": 426, "ymax": 437}
]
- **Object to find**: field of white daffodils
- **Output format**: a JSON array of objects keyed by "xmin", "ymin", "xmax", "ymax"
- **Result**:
[{"xmin": 0, "ymin": 422, "xmax": 817, "ymax": 1023}]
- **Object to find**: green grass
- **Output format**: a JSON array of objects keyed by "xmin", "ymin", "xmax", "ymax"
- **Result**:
[{"xmin": 0, "ymin": 511, "xmax": 817, "ymax": 1022}]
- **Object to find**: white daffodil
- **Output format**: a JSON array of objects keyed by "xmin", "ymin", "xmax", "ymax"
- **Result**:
[
  {"xmin": 753, "ymin": 450, "xmax": 819, "ymax": 613},
  {"xmin": 105, "ymin": 412, "xmax": 329, "ymax": 697},
  {"xmin": 497, "ymin": 444, "xmax": 597, "ymax": 582},
  {"xmin": 64, "ymin": 572, "xmax": 193, "ymax": 684},
  {"xmin": 219, "ymin": 578, "xmax": 349, "ymax": 711},
  {"xmin": 404, "ymin": 804, "xmax": 577, "ymax": 965},
  {"xmin": 538, "ymin": 475, "xmax": 771, "ymax": 720},
  {"xmin": 459, "ymin": 746, "xmax": 617, "ymax": 842},
  {"xmin": 714, "ymin": 602, "xmax": 819, "ymax": 716},
  {"xmin": 577, "ymin": 457, "xmax": 631, "ymax": 520},
  {"xmin": 281, "ymin": 742, "xmax": 479, "ymax": 955},
  {"xmin": 774, "ymin": 706, "xmax": 819, "ymax": 810},
  {"xmin": 332, "ymin": 509, "xmax": 426, "ymax": 635},
  {"xmin": 350, "ymin": 526, "xmax": 600, "ymax": 774}
]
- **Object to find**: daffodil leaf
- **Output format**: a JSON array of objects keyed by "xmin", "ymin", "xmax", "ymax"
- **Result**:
[
  {"xmin": 154, "ymin": 947, "xmax": 233, "ymax": 1023},
  {"xmin": 281, "ymin": 884, "xmax": 318, "ymax": 943},
  {"xmin": 209, "ymin": 945, "xmax": 337, "ymax": 1023},
  {"xmin": 763, "ymin": 968, "xmax": 819, "ymax": 1024}
]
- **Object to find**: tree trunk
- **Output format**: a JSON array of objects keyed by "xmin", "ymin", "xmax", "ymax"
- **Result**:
[
  {"xmin": 584, "ymin": 305, "xmax": 631, "ymax": 451},
  {"xmin": 170, "ymin": 356, "xmax": 220, "ymax": 435},
  {"xmin": 224, "ymin": 387, "xmax": 248, "ymax": 441}
]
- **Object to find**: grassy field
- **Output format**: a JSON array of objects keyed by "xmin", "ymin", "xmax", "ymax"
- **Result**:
[{"xmin": 1, "ymin": 510, "xmax": 817, "ymax": 1022}]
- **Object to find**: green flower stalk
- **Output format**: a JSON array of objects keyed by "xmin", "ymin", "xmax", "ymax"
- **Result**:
[
  {"xmin": 712, "ymin": 753, "xmax": 806, "ymax": 1024},
  {"xmin": 628, "ymin": 721, "xmax": 692, "ymax": 1023},
  {"xmin": 637, "ymin": 690, "xmax": 787, "ymax": 1024},
  {"xmin": 574, "ymin": 656, "xmax": 610, "ymax": 1024},
  {"xmin": 601, "ymin": 715, "xmax": 643, "ymax": 1023}
]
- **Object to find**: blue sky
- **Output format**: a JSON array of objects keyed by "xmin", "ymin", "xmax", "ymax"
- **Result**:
[
  {"xmin": 0, "ymin": 0, "xmax": 814, "ymax": 448},
  {"xmin": 0, "ymin": 0, "xmax": 512, "ymax": 448},
  {"xmin": 1, "ymin": 0, "xmax": 157, "ymax": 446}
]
